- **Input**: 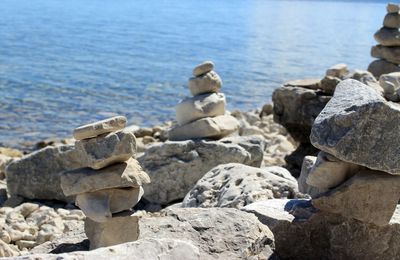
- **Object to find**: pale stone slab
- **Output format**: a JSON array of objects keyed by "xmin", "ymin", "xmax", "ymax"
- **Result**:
[
  {"xmin": 284, "ymin": 78, "xmax": 321, "ymax": 90},
  {"xmin": 168, "ymin": 115, "xmax": 239, "ymax": 141},
  {"xmin": 192, "ymin": 61, "xmax": 214, "ymax": 77},
  {"xmin": 85, "ymin": 211, "xmax": 139, "ymax": 249},
  {"xmin": 326, "ymin": 63, "xmax": 349, "ymax": 78},
  {"xmin": 176, "ymin": 93, "xmax": 226, "ymax": 126},
  {"xmin": 374, "ymin": 27, "xmax": 400, "ymax": 47},
  {"xmin": 60, "ymin": 158, "xmax": 150, "ymax": 196},
  {"xmin": 188, "ymin": 71, "xmax": 222, "ymax": 96},
  {"xmin": 298, "ymin": 156, "xmax": 327, "ymax": 197},
  {"xmin": 73, "ymin": 116, "xmax": 127, "ymax": 140},
  {"xmin": 76, "ymin": 187, "xmax": 143, "ymax": 222},
  {"xmin": 75, "ymin": 129, "xmax": 137, "ymax": 170}
]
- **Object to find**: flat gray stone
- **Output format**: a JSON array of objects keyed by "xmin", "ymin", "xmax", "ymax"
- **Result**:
[
  {"xmin": 325, "ymin": 63, "xmax": 349, "ymax": 78},
  {"xmin": 368, "ymin": 59, "xmax": 400, "ymax": 78},
  {"xmin": 192, "ymin": 61, "xmax": 214, "ymax": 77},
  {"xmin": 384, "ymin": 13, "xmax": 400, "ymax": 28},
  {"xmin": 73, "ymin": 116, "xmax": 127, "ymax": 140},
  {"xmin": 188, "ymin": 71, "xmax": 222, "ymax": 96},
  {"xmin": 372, "ymin": 45, "xmax": 400, "ymax": 65},
  {"xmin": 283, "ymin": 78, "xmax": 320, "ymax": 90}
]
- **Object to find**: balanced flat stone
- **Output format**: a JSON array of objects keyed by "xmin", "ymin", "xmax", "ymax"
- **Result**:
[
  {"xmin": 311, "ymin": 79, "xmax": 400, "ymax": 175},
  {"xmin": 384, "ymin": 13, "xmax": 400, "ymax": 29},
  {"xmin": 188, "ymin": 71, "xmax": 222, "ymax": 96},
  {"xmin": 380, "ymin": 72, "xmax": 400, "ymax": 101},
  {"xmin": 326, "ymin": 63, "xmax": 349, "ymax": 78},
  {"xmin": 60, "ymin": 158, "xmax": 150, "ymax": 196},
  {"xmin": 73, "ymin": 116, "xmax": 127, "ymax": 140},
  {"xmin": 192, "ymin": 61, "xmax": 214, "ymax": 77},
  {"xmin": 312, "ymin": 170, "xmax": 400, "ymax": 226},
  {"xmin": 76, "ymin": 187, "xmax": 143, "ymax": 222},
  {"xmin": 75, "ymin": 129, "xmax": 137, "ymax": 170},
  {"xmin": 368, "ymin": 59, "xmax": 400, "ymax": 78},
  {"xmin": 283, "ymin": 78, "xmax": 321, "ymax": 90},
  {"xmin": 85, "ymin": 211, "xmax": 139, "ymax": 250},
  {"xmin": 371, "ymin": 45, "xmax": 400, "ymax": 64},
  {"xmin": 374, "ymin": 27, "xmax": 400, "ymax": 47},
  {"xmin": 168, "ymin": 115, "xmax": 239, "ymax": 141},
  {"xmin": 176, "ymin": 93, "xmax": 226, "ymax": 126},
  {"xmin": 307, "ymin": 152, "xmax": 361, "ymax": 189},
  {"xmin": 387, "ymin": 3, "xmax": 400, "ymax": 13},
  {"xmin": 298, "ymin": 156, "xmax": 327, "ymax": 198}
]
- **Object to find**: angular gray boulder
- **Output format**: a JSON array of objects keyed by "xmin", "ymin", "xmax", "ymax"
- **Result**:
[{"xmin": 310, "ymin": 79, "xmax": 400, "ymax": 174}]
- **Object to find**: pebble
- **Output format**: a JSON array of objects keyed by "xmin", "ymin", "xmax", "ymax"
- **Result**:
[{"xmin": 192, "ymin": 61, "xmax": 214, "ymax": 77}]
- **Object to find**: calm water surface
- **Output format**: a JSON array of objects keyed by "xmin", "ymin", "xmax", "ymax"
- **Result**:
[{"xmin": 0, "ymin": 0, "xmax": 386, "ymax": 148}]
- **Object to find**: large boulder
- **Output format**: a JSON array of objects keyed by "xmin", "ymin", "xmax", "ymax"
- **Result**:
[
  {"xmin": 182, "ymin": 163, "xmax": 299, "ymax": 208},
  {"xmin": 138, "ymin": 136, "xmax": 264, "ymax": 205},
  {"xmin": 242, "ymin": 199, "xmax": 400, "ymax": 260},
  {"xmin": 311, "ymin": 79, "xmax": 400, "ymax": 174},
  {"xmin": 272, "ymin": 86, "xmax": 331, "ymax": 142}
]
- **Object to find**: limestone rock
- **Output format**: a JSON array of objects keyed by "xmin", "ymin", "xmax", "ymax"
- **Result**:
[
  {"xmin": 168, "ymin": 115, "xmax": 239, "ymax": 141},
  {"xmin": 75, "ymin": 129, "xmax": 137, "ymax": 170},
  {"xmin": 182, "ymin": 163, "xmax": 299, "ymax": 208},
  {"xmin": 372, "ymin": 45, "xmax": 400, "ymax": 65},
  {"xmin": 380, "ymin": 71, "xmax": 400, "ymax": 101},
  {"xmin": 368, "ymin": 59, "xmax": 400, "ymax": 78},
  {"xmin": 374, "ymin": 27, "xmax": 400, "ymax": 46},
  {"xmin": 175, "ymin": 93, "xmax": 226, "ymax": 126},
  {"xmin": 188, "ymin": 71, "xmax": 222, "ymax": 96},
  {"xmin": 5, "ymin": 145, "xmax": 84, "ymax": 201},
  {"xmin": 387, "ymin": 3, "xmax": 400, "ymax": 13},
  {"xmin": 310, "ymin": 79, "xmax": 400, "ymax": 174},
  {"xmin": 384, "ymin": 13, "xmax": 400, "ymax": 29},
  {"xmin": 219, "ymin": 135, "xmax": 265, "ymax": 167},
  {"xmin": 320, "ymin": 75, "xmax": 341, "ymax": 94},
  {"xmin": 73, "ymin": 116, "xmax": 127, "ymax": 140},
  {"xmin": 192, "ymin": 61, "xmax": 214, "ymax": 77},
  {"xmin": 283, "ymin": 78, "xmax": 320, "ymax": 90},
  {"xmin": 85, "ymin": 211, "xmax": 139, "ymax": 249},
  {"xmin": 76, "ymin": 187, "xmax": 143, "ymax": 222},
  {"xmin": 307, "ymin": 152, "xmax": 361, "ymax": 189},
  {"xmin": 61, "ymin": 158, "xmax": 150, "ymax": 196},
  {"xmin": 326, "ymin": 63, "xmax": 349, "ymax": 78},
  {"xmin": 345, "ymin": 69, "xmax": 383, "ymax": 94},
  {"xmin": 0, "ymin": 239, "xmax": 20, "ymax": 257},
  {"xmin": 298, "ymin": 156, "xmax": 327, "ymax": 197},
  {"xmin": 138, "ymin": 136, "xmax": 264, "ymax": 205},
  {"xmin": 313, "ymin": 170, "xmax": 400, "ymax": 226},
  {"xmin": 272, "ymin": 86, "xmax": 331, "ymax": 142}
]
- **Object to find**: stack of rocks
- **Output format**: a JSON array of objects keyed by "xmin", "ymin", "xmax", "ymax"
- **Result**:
[
  {"xmin": 60, "ymin": 116, "xmax": 151, "ymax": 249},
  {"xmin": 302, "ymin": 79, "xmax": 400, "ymax": 226},
  {"xmin": 169, "ymin": 61, "xmax": 239, "ymax": 141},
  {"xmin": 369, "ymin": 3, "xmax": 400, "ymax": 77}
]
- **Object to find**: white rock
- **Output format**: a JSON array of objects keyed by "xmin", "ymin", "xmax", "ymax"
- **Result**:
[
  {"xmin": 188, "ymin": 71, "xmax": 222, "ymax": 96},
  {"xmin": 73, "ymin": 116, "xmax": 127, "ymax": 140}
]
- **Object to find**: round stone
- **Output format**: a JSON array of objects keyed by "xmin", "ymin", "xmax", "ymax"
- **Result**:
[
  {"xmin": 188, "ymin": 71, "xmax": 222, "ymax": 96},
  {"xmin": 192, "ymin": 61, "xmax": 214, "ymax": 77}
]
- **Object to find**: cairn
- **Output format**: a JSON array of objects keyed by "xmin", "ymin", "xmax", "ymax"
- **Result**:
[
  {"xmin": 60, "ymin": 116, "xmax": 150, "ymax": 249},
  {"xmin": 169, "ymin": 61, "xmax": 239, "ymax": 141},
  {"xmin": 368, "ymin": 3, "xmax": 400, "ymax": 77}
]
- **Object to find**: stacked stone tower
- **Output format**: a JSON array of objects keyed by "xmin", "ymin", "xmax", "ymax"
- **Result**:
[
  {"xmin": 169, "ymin": 61, "xmax": 239, "ymax": 141},
  {"xmin": 368, "ymin": 3, "xmax": 400, "ymax": 77},
  {"xmin": 60, "ymin": 116, "xmax": 150, "ymax": 249}
]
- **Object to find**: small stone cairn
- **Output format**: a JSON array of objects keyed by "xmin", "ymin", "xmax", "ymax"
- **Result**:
[
  {"xmin": 369, "ymin": 3, "xmax": 400, "ymax": 77},
  {"xmin": 169, "ymin": 61, "xmax": 239, "ymax": 141},
  {"xmin": 60, "ymin": 116, "xmax": 150, "ymax": 249}
]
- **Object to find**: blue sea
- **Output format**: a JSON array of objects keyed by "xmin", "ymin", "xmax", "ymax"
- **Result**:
[{"xmin": 0, "ymin": 0, "xmax": 386, "ymax": 148}]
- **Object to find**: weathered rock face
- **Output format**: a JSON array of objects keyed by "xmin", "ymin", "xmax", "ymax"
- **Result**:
[
  {"xmin": 138, "ymin": 137, "xmax": 264, "ymax": 205},
  {"xmin": 242, "ymin": 199, "xmax": 400, "ymax": 260},
  {"xmin": 374, "ymin": 27, "xmax": 400, "ymax": 47},
  {"xmin": 168, "ymin": 115, "xmax": 239, "ymax": 141},
  {"xmin": 5, "ymin": 145, "xmax": 84, "ymax": 201},
  {"xmin": 182, "ymin": 163, "xmax": 299, "ymax": 208},
  {"xmin": 188, "ymin": 71, "xmax": 222, "ymax": 96},
  {"xmin": 310, "ymin": 79, "xmax": 400, "ymax": 174},
  {"xmin": 272, "ymin": 86, "xmax": 331, "ymax": 142},
  {"xmin": 73, "ymin": 116, "xmax": 127, "ymax": 141},
  {"xmin": 313, "ymin": 170, "xmax": 400, "ymax": 226},
  {"xmin": 368, "ymin": 59, "xmax": 400, "ymax": 78},
  {"xmin": 175, "ymin": 93, "xmax": 226, "ymax": 126},
  {"xmin": 298, "ymin": 156, "xmax": 327, "ymax": 197},
  {"xmin": 75, "ymin": 129, "xmax": 137, "ymax": 170}
]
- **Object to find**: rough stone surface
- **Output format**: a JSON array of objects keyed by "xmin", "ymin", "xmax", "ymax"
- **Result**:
[
  {"xmin": 311, "ymin": 79, "xmax": 400, "ymax": 174},
  {"xmin": 307, "ymin": 152, "xmax": 361, "ymax": 189},
  {"xmin": 138, "ymin": 137, "xmax": 264, "ymax": 205},
  {"xmin": 368, "ymin": 59, "xmax": 400, "ymax": 78},
  {"xmin": 380, "ymin": 71, "xmax": 400, "ymax": 101},
  {"xmin": 243, "ymin": 199, "xmax": 400, "ymax": 260},
  {"xmin": 219, "ymin": 135, "xmax": 265, "ymax": 167},
  {"xmin": 326, "ymin": 63, "xmax": 349, "ymax": 78},
  {"xmin": 76, "ymin": 187, "xmax": 143, "ymax": 222},
  {"xmin": 374, "ymin": 27, "xmax": 400, "ymax": 46},
  {"xmin": 75, "ymin": 129, "xmax": 137, "ymax": 170},
  {"xmin": 168, "ymin": 115, "xmax": 239, "ymax": 141},
  {"xmin": 384, "ymin": 13, "xmax": 400, "ymax": 28},
  {"xmin": 298, "ymin": 156, "xmax": 327, "ymax": 197},
  {"xmin": 175, "ymin": 93, "xmax": 226, "ymax": 126},
  {"xmin": 284, "ymin": 142, "xmax": 320, "ymax": 178},
  {"xmin": 5, "ymin": 145, "xmax": 84, "ymax": 202},
  {"xmin": 73, "ymin": 116, "xmax": 127, "ymax": 140},
  {"xmin": 272, "ymin": 86, "xmax": 331, "ymax": 142},
  {"xmin": 313, "ymin": 170, "xmax": 400, "ymax": 226},
  {"xmin": 192, "ymin": 61, "xmax": 214, "ymax": 77},
  {"xmin": 283, "ymin": 78, "xmax": 320, "ymax": 90},
  {"xmin": 320, "ymin": 76, "xmax": 341, "ymax": 94},
  {"xmin": 188, "ymin": 71, "xmax": 222, "ymax": 96},
  {"xmin": 372, "ymin": 45, "xmax": 400, "ymax": 66},
  {"xmin": 182, "ymin": 163, "xmax": 299, "ymax": 208},
  {"xmin": 387, "ymin": 3, "xmax": 400, "ymax": 13},
  {"xmin": 60, "ymin": 158, "xmax": 150, "ymax": 196}
]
